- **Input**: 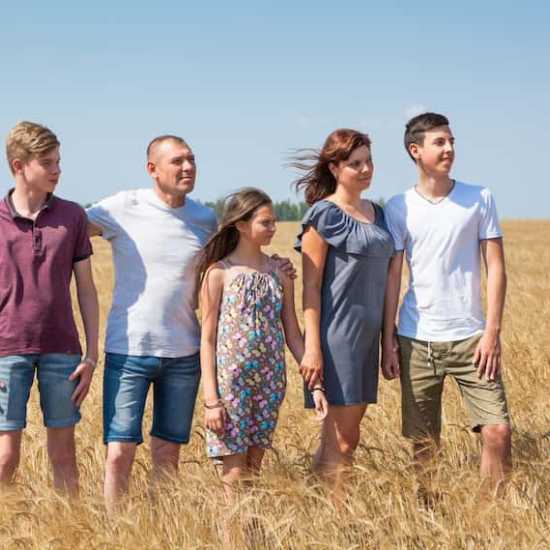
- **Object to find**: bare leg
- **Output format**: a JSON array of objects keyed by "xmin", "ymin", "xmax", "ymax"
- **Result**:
[
  {"xmin": 480, "ymin": 423, "xmax": 512, "ymax": 494},
  {"xmin": 0, "ymin": 431, "xmax": 22, "ymax": 487},
  {"xmin": 315, "ymin": 404, "xmax": 367, "ymax": 502},
  {"xmin": 222, "ymin": 453, "xmax": 247, "ymax": 502},
  {"xmin": 246, "ymin": 446, "xmax": 265, "ymax": 477},
  {"xmin": 47, "ymin": 426, "xmax": 79, "ymax": 498},
  {"xmin": 104, "ymin": 442, "xmax": 137, "ymax": 514},
  {"xmin": 412, "ymin": 438, "xmax": 440, "ymax": 508},
  {"xmin": 151, "ymin": 436, "xmax": 180, "ymax": 485}
]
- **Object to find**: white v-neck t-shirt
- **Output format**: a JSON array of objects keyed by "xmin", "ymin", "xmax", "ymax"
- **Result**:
[
  {"xmin": 87, "ymin": 189, "xmax": 217, "ymax": 357},
  {"xmin": 384, "ymin": 181, "xmax": 502, "ymax": 342}
]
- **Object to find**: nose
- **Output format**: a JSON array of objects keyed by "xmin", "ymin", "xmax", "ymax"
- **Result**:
[{"xmin": 444, "ymin": 141, "xmax": 454, "ymax": 153}]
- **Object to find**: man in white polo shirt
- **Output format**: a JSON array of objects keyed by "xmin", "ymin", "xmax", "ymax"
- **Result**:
[{"xmin": 382, "ymin": 113, "xmax": 511, "ymax": 497}]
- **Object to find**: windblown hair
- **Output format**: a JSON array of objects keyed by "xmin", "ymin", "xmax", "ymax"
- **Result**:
[
  {"xmin": 404, "ymin": 112, "xmax": 449, "ymax": 162},
  {"xmin": 6, "ymin": 121, "xmax": 60, "ymax": 174},
  {"xmin": 197, "ymin": 187, "xmax": 272, "ymax": 285},
  {"xmin": 290, "ymin": 129, "xmax": 371, "ymax": 205}
]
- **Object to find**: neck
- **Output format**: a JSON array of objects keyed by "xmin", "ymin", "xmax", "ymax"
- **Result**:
[
  {"xmin": 153, "ymin": 184, "xmax": 186, "ymax": 208},
  {"xmin": 11, "ymin": 179, "xmax": 50, "ymax": 215},
  {"xmin": 230, "ymin": 238, "xmax": 265, "ymax": 269},
  {"xmin": 416, "ymin": 170, "xmax": 453, "ymax": 199},
  {"xmin": 332, "ymin": 185, "xmax": 362, "ymax": 207}
]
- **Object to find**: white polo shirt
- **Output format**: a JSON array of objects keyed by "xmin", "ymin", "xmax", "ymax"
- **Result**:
[
  {"xmin": 384, "ymin": 181, "xmax": 502, "ymax": 342},
  {"xmin": 87, "ymin": 189, "xmax": 217, "ymax": 357}
]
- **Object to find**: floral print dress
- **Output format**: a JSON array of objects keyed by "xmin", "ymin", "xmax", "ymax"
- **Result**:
[{"xmin": 206, "ymin": 266, "xmax": 287, "ymax": 458}]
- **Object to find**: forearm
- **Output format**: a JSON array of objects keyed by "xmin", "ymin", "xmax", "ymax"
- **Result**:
[
  {"xmin": 77, "ymin": 288, "xmax": 99, "ymax": 361},
  {"xmin": 284, "ymin": 323, "xmax": 305, "ymax": 364},
  {"xmin": 485, "ymin": 262, "xmax": 507, "ymax": 334},
  {"xmin": 302, "ymin": 285, "xmax": 322, "ymax": 352},
  {"xmin": 200, "ymin": 339, "xmax": 219, "ymax": 402},
  {"xmin": 382, "ymin": 257, "xmax": 402, "ymax": 342}
]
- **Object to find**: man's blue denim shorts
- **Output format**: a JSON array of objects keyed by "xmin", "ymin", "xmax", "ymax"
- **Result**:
[
  {"xmin": 0, "ymin": 353, "xmax": 82, "ymax": 431},
  {"xmin": 103, "ymin": 352, "xmax": 201, "ymax": 445}
]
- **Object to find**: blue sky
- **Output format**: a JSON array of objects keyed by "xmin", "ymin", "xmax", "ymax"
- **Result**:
[{"xmin": 1, "ymin": 1, "xmax": 548, "ymax": 218}]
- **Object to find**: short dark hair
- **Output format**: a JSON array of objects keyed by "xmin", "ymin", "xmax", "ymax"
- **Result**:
[{"xmin": 404, "ymin": 112, "xmax": 449, "ymax": 162}]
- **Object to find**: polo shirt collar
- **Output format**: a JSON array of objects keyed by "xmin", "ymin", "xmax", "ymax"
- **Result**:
[{"xmin": 4, "ymin": 188, "xmax": 55, "ymax": 219}]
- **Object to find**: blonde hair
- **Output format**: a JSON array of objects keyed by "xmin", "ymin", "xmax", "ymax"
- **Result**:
[{"xmin": 6, "ymin": 121, "xmax": 60, "ymax": 174}]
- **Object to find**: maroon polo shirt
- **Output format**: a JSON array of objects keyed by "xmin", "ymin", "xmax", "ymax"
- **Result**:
[{"xmin": 0, "ymin": 191, "xmax": 92, "ymax": 356}]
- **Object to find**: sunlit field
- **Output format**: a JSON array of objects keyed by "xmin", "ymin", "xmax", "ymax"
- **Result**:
[{"xmin": 1, "ymin": 220, "xmax": 549, "ymax": 549}]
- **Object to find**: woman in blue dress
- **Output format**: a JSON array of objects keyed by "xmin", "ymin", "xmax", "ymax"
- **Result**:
[{"xmin": 293, "ymin": 129, "xmax": 394, "ymax": 494}]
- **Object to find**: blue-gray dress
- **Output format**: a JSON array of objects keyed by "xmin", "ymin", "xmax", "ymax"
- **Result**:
[{"xmin": 295, "ymin": 200, "xmax": 394, "ymax": 407}]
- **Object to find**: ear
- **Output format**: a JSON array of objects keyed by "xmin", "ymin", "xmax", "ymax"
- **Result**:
[
  {"xmin": 11, "ymin": 158, "xmax": 24, "ymax": 175},
  {"xmin": 235, "ymin": 220, "xmax": 248, "ymax": 234},
  {"xmin": 408, "ymin": 143, "xmax": 420, "ymax": 161},
  {"xmin": 328, "ymin": 161, "xmax": 339, "ymax": 180},
  {"xmin": 146, "ymin": 160, "xmax": 156, "ymax": 177}
]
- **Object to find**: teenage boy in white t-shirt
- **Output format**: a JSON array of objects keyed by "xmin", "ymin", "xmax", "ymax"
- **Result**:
[{"xmin": 382, "ymin": 113, "xmax": 511, "ymax": 495}]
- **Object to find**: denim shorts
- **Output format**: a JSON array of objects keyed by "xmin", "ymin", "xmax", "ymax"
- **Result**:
[
  {"xmin": 103, "ymin": 352, "xmax": 201, "ymax": 445},
  {"xmin": 0, "ymin": 354, "xmax": 82, "ymax": 431}
]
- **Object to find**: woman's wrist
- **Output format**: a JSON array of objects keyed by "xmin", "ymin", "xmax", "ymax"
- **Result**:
[{"xmin": 204, "ymin": 398, "xmax": 223, "ymax": 409}]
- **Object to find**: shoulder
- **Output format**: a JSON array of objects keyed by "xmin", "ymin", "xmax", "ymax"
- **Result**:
[
  {"xmin": 202, "ymin": 261, "xmax": 226, "ymax": 286},
  {"xmin": 185, "ymin": 197, "xmax": 218, "ymax": 227},
  {"xmin": 453, "ymin": 180, "xmax": 497, "ymax": 210},
  {"xmin": 384, "ymin": 191, "xmax": 410, "ymax": 223},
  {"xmin": 87, "ymin": 189, "xmax": 138, "ymax": 213},
  {"xmin": 454, "ymin": 180, "xmax": 492, "ymax": 199},
  {"xmin": 51, "ymin": 196, "xmax": 88, "ymax": 222}
]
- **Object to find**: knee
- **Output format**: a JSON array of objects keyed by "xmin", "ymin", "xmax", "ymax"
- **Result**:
[
  {"xmin": 152, "ymin": 441, "xmax": 179, "ymax": 467},
  {"xmin": 335, "ymin": 430, "xmax": 360, "ymax": 457},
  {"xmin": 0, "ymin": 449, "xmax": 20, "ymax": 475},
  {"xmin": 482, "ymin": 424, "xmax": 512, "ymax": 450},
  {"xmin": 49, "ymin": 447, "xmax": 76, "ymax": 469},
  {"xmin": 106, "ymin": 446, "xmax": 135, "ymax": 474}
]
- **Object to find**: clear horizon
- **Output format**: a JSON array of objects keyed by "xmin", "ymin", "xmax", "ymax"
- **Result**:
[{"xmin": 1, "ymin": 1, "xmax": 548, "ymax": 219}]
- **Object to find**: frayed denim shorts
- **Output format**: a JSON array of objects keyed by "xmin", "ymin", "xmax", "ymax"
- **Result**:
[{"xmin": 0, "ymin": 353, "xmax": 82, "ymax": 431}]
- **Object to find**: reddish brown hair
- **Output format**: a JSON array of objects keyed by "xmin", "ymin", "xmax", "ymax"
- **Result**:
[{"xmin": 290, "ymin": 129, "xmax": 371, "ymax": 205}]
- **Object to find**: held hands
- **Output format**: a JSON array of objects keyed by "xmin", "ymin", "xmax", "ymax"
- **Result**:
[
  {"xmin": 474, "ymin": 330, "xmax": 501, "ymax": 381},
  {"xmin": 299, "ymin": 350, "xmax": 324, "ymax": 390},
  {"xmin": 204, "ymin": 400, "xmax": 226, "ymax": 435},
  {"xmin": 312, "ymin": 387, "xmax": 328, "ymax": 420},
  {"xmin": 69, "ymin": 357, "xmax": 96, "ymax": 407},
  {"xmin": 381, "ymin": 334, "xmax": 400, "ymax": 380}
]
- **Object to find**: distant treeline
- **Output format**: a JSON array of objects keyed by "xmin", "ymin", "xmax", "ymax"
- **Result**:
[
  {"xmin": 203, "ymin": 199, "xmax": 309, "ymax": 221},
  {"xmin": 203, "ymin": 197, "xmax": 385, "ymax": 221}
]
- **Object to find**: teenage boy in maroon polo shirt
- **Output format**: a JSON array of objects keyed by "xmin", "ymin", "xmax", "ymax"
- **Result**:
[{"xmin": 0, "ymin": 121, "xmax": 99, "ymax": 496}]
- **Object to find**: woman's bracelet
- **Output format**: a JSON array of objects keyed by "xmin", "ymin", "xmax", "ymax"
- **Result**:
[
  {"xmin": 312, "ymin": 386, "xmax": 326, "ymax": 393},
  {"xmin": 204, "ymin": 399, "xmax": 224, "ymax": 409}
]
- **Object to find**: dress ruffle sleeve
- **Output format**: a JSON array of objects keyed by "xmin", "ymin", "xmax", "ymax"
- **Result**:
[{"xmin": 295, "ymin": 200, "xmax": 392, "ymax": 257}]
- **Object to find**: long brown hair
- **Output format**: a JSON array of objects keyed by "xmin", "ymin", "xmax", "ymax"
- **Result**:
[
  {"xmin": 290, "ymin": 129, "xmax": 371, "ymax": 205},
  {"xmin": 197, "ymin": 187, "xmax": 272, "ymax": 284}
]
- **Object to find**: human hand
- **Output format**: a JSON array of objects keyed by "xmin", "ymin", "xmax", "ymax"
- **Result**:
[
  {"xmin": 312, "ymin": 388, "xmax": 328, "ymax": 420},
  {"xmin": 474, "ymin": 331, "xmax": 501, "ymax": 381},
  {"xmin": 69, "ymin": 358, "xmax": 95, "ymax": 406},
  {"xmin": 271, "ymin": 254, "xmax": 297, "ymax": 280},
  {"xmin": 299, "ymin": 350, "xmax": 324, "ymax": 390},
  {"xmin": 205, "ymin": 403, "xmax": 226, "ymax": 435},
  {"xmin": 381, "ymin": 334, "xmax": 400, "ymax": 380}
]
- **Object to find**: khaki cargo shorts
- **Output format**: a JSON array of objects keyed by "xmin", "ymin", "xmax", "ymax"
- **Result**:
[{"xmin": 398, "ymin": 334, "xmax": 510, "ymax": 441}]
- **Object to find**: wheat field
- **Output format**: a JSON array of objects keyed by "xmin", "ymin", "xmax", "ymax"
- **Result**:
[{"xmin": 0, "ymin": 220, "xmax": 549, "ymax": 549}]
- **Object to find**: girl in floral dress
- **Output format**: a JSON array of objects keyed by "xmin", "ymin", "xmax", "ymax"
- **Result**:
[{"xmin": 198, "ymin": 188, "xmax": 327, "ymax": 492}]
